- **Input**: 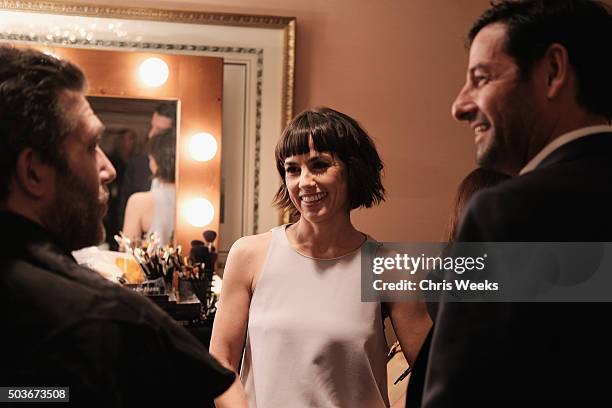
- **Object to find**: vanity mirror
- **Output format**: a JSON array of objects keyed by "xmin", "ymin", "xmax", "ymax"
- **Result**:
[
  {"xmin": 17, "ymin": 44, "xmax": 224, "ymax": 251},
  {"xmin": 88, "ymin": 96, "xmax": 178, "ymax": 250},
  {"xmin": 0, "ymin": 1, "xmax": 295, "ymax": 258}
]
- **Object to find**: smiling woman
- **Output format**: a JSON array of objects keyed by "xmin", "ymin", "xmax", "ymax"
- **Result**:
[
  {"xmin": 274, "ymin": 107, "xmax": 386, "ymax": 223},
  {"xmin": 282, "ymin": 150, "xmax": 348, "ymax": 223},
  {"xmin": 209, "ymin": 107, "xmax": 432, "ymax": 408}
]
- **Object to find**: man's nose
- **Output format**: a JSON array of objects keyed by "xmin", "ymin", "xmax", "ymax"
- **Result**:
[
  {"xmin": 451, "ymin": 85, "xmax": 476, "ymax": 122},
  {"xmin": 97, "ymin": 147, "xmax": 116, "ymax": 184}
]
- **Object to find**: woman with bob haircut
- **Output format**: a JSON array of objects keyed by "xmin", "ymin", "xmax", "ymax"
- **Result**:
[
  {"xmin": 122, "ymin": 128, "xmax": 176, "ymax": 246},
  {"xmin": 210, "ymin": 107, "xmax": 432, "ymax": 407}
]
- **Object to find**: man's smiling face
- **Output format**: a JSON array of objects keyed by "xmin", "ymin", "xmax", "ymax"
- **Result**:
[{"xmin": 451, "ymin": 23, "xmax": 542, "ymax": 175}]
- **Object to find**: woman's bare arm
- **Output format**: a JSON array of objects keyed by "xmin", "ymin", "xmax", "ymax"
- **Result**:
[
  {"xmin": 209, "ymin": 233, "xmax": 270, "ymax": 407},
  {"xmin": 388, "ymin": 301, "xmax": 432, "ymax": 367},
  {"xmin": 122, "ymin": 192, "xmax": 148, "ymax": 243}
]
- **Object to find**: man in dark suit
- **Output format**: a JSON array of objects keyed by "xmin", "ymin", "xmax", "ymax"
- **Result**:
[{"xmin": 412, "ymin": 1, "xmax": 612, "ymax": 406}]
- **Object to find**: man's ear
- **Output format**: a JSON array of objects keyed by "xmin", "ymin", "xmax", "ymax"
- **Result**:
[
  {"xmin": 14, "ymin": 148, "xmax": 55, "ymax": 199},
  {"xmin": 543, "ymin": 43, "xmax": 570, "ymax": 100}
]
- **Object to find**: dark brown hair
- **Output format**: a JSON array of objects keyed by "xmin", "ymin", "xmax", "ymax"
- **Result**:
[
  {"xmin": 445, "ymin": 168, "xmax": 510, "ymax": 242},
  {"xmin": 146, "ymin": 128, "xmax": 176, "ymax": 183},
  {"xmin": 155, "ymin": 102, "xmax": 176, "ymax": 124},
  {"xmin": 273, "ymin": 107, "xmax": 385, "ymax": 216},
  {"xmin": 468, "ymin": 0, "xmax": 612, "ymax": 119},
  {"xmin": 0, "ymin": 45, "xmax": 86, "ymax": 202}
]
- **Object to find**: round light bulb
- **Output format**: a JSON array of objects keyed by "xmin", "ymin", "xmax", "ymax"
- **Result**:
[
  {"xmin": 184, "ymin": 198, "xmax": 214, "ymax": 227},
  {"xmin": 189, "ymin": 132, "xmax": 218, "ymax": 162},
  {"xmin": 139, "ymin": 57, "xmax": 169, "ymax": 87}
]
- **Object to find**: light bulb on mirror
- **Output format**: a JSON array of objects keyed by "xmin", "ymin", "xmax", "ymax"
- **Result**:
[
  {"xmin": 189, "ymin": 132, "xmax": 218, "ymax": 162},
  {"xmin": 139, "ymin": 57, "xmax": 169, "ymax": 87},
  {"xmin": 184, "ymin": 198, "xmax": 214, "ymax": 227}
]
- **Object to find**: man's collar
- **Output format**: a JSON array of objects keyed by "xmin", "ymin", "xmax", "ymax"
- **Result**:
[
  {"xmin": 0, "ymin": 210, "xmax": 72, "ymax": 257},
  {"xmin": 520, "ymin": 125, "xmax": 612, "ymax": 175}
]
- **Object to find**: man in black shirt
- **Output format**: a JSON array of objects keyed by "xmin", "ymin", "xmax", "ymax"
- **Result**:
[{"xmin": 0, "ymin": 45, "xmax": 234, "ymax": 406}]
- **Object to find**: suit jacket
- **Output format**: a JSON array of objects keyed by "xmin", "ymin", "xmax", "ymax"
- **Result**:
[
  {"xmin": 0, "ymin": 211, "xmax": 234, "ymax": 407},
  {"xmin": 417, "ymin": 132, "xmax": 612, "ymax": 407}
]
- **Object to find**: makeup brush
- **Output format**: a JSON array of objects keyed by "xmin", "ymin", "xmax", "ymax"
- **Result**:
[
  {"xmin": 190, "ymin": 245, "xmax": 210, "ymax": 268},
  {"xmin": 203, "ymin": 230, "xmax": 217, "ymax": 251}
]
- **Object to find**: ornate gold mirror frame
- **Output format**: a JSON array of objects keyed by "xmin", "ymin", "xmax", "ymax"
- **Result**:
[{"xmin": 0, "ymin": 0, "xmax": 295, "ymax": 257}]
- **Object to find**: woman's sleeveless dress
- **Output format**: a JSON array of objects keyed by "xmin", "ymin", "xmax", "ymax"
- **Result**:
[
  {"xmin": 147, "ymin": 180, "xmax": 175, "ymax": 245},
  {"xmin": 241, "ymin": 225, "xmax": 389, "ymax": 407}
]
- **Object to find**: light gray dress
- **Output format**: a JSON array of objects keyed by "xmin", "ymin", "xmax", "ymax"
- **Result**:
[
  {"xmin": 147, "ymin": 180, "xmax": 175, "ymax": 245},
  {"xmin": 241, "ymin": 225, "xmax": 389, "ymax": 407}
]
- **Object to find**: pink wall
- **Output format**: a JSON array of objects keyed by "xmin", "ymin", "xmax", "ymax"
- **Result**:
[{"xmin": 80, "ymin": 0, "xmax": 493, "ymax": 241}]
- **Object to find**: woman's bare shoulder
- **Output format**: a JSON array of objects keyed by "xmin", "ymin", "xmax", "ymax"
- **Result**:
[
  {"xmin": 223, "ymin": 230, "xmax": 274, "ymax": 289},
  {"xmin": 127, "ymin": 191, "xmax": 153, "ymax": 208},
  {"xmin": 230, "ymin": 230, "xmax": 273, "ymax": 260}
]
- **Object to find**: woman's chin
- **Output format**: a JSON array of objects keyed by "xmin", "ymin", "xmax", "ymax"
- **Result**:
[{"xmin": 300, "ymin": 208, "xmax": 336, "ymax": 223}]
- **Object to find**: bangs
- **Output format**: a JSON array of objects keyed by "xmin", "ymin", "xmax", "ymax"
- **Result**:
[
  {"xmin": 275, "ymin": 110, "xmax": 346, "ymax": 165},
  {"xmin": 273, "ymin": 106, "xmax": 385, "ymax": 215},
  {"xmin": 275, "ymin": 119, "xmax": 312, "ymax": 164}
]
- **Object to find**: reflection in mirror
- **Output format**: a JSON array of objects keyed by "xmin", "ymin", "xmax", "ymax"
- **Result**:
[
  {"xmin": 122, "ymin": 127, "xmax": 176, "ymax": 248},
  {"xmin": 88, "ymin": 96, "xmax": 178, "ymax": 250},
  {"xmin": 0, "ymin": 42, "xmax": 223, "ymax": 249},
  {"xmin": 0, "ymin": 3, "xmax": 295, "ymax": 255}
]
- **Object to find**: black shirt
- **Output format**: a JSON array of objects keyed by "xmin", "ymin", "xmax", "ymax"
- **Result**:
[{"xmin": 0, "ymin": 211, "xmax": 234, "ymax": 407}]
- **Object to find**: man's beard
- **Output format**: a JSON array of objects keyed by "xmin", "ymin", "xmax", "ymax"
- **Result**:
[
  {"xmin": 477, "ymin": 82, "xmax": 538, "ymax": 175},
  {"xmin": 46, "ymin": 167, "xmax": 105, "ymax": 251},
  {"xmin": 477, "ymin": 128, "xmax": 509, "ymax": 171},
  {"xmin": 477, "ymin": 108, "xmax": 535, "ymax": 175}
]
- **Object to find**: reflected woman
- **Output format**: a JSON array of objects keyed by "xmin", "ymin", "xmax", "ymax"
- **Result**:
[
  {"xmin": 210, "ymin": 107, "xmax": 432, "ymax": 407},
  {"xmin": 122, "ymin": 128, "xmax": 176, "ymax": 246}
]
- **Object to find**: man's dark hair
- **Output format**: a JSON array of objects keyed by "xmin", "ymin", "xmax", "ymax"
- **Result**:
[
  {"xmin": 155, "ymin": 102, "xmax": 176, "ymax": 124},
  {"xmin": 468, "ymin": 0, "xmax": 612, "ymax": 119},
  {"xmin": 147, "ymin": 128, "xmax": 176, "ymax": 183},
  {"xmin": 274, "ymin": 107, "xmax": 385, "ymax": 216},
  {"xmin": 0, "ymin": 45, "xmax": 86, "ymax": 201}
]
